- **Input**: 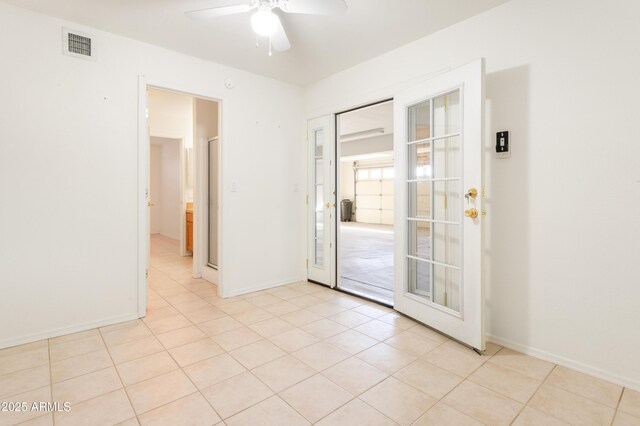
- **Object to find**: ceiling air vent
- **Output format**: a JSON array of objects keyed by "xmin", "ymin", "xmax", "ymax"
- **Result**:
[{"xmin": 62, "ymin": 28, "xmax": 95, "ymax": 60}]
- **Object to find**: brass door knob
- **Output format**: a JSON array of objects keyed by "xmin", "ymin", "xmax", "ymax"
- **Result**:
[
  {"xmin": 465, "ymin": 188, "xmax": 478, "ymax": 200},
  {"xmin": 148, "ymin": 201, "xmax": 155, "ymax": 207},
  {"xmin": 465, "ymin": 208, "xmax": 478, "ymax": 219}
]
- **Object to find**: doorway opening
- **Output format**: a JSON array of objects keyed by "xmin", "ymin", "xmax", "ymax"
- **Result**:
[
  {"xmin": 145, "ymin": 87, "xmax": 220, "ymax": 300},
  {"xmin": 149, "ymin": 136, "xmax": 184, "ymax": 261},
  {"xmin": 336, "ymin": 100, "xmax": 395, "ymax": 305},
  {"xmin": 306, "ymin": 59, "xmax": 484, "ymax": 348}
]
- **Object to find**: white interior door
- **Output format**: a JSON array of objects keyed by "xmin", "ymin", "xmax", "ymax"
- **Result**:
[
  {"xmin": 307, "ymin": 115, "xmax": 335, "ymax": 286},
  {"xmin": 393, "ymin": 59, "xmax": 485, "ymax": 350}
]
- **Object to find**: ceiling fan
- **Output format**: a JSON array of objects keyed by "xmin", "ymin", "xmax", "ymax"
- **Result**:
[{"xmin": 185, "ymin": 0, "xmax": 348, "ymax": 55}]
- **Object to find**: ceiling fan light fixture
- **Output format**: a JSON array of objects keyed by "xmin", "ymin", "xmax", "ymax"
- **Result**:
[{"xmin": 251, "ymin": 9, "xmax": 279, "ymax": 37}]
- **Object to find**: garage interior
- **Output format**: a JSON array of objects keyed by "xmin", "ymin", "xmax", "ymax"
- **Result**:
[{"xmin": 338, "ymin": 101, "xmax": 395, "ymax": 304}]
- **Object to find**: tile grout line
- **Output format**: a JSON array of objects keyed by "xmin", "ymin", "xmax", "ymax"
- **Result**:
[
  {"xmin": 507, "ymin": 362, "xmax": 558, "ymax": 425},
  {"xmin": 146, "ymin": 263, "xmax": 322, "ymax": 424},
  {"xmin": 357, "ymin": 398, "xmax": 402, "ymax": 426},
  {"xmin": 610, "ymin": 386, "xmax": 626, "ymax": 426},
  {"xmin": 248, "ymin": 308, "xmax": 439, "ymax": 424},
  {"xmin": 209, "ymin": 298, "xmax": 377, "ymax": 422},
  {"xmin": 95, "ymin": 324, "xmax": 142, "ymax": 425},
  {"xmin": 415, "ymin": 344, "xmax": 503, "ymax": 425},
  {"xmin": 538, "ymin": 365, "xmax": 623, "ymax": 420},
  {"xmin": 48, "ymin": 337, "xmax": 55, "ymax": 426},
  {"xmin": 147, "ymin": 252, "xmax": 315, "ymax": 422},
  {"xmin": 149, "ymin": 252, "xmax": 450, "ymax": 425},
  {"xmin": 146, "ymin": 260, "xmax": 228, "ymax": 423}
]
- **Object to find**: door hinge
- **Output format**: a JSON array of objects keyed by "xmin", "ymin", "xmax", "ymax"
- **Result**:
[
  {"xmin": 482, "ymin": 188, "xmax": 486, "ymax": 198},
  {"xmin": 145, "ymin": 269, "xmax": 148, "ymax": 279},
  {"xmin": 481, "ymin": 208, "xmax": 487, "ymax": 217}
]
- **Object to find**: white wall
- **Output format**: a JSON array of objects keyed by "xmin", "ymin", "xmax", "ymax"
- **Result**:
[
  {"xmin": 148, "ymin": 89, "xmax": 194, "ymax": 201},
  {"xmin": 150, "ymin": 138, "xmax": 181, "ymax": 239},
  {"xmin": 304, "ymin": 0, "xmax": 640, "ymax": 388},
  {"xmin": 149, "ymin": 145, "xmax": 162, "ymax": 234},
  {"xmin": 160, "ymin": 140, "xmax": 181, "ymax": 240},
  {"xmin": 0, "ymin": 3, "xmax": 303, "ymax": 348}
]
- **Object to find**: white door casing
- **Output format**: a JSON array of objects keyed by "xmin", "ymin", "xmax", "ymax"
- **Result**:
[
  {"xmin": 138, "ymin": 76, "xmax": 149, "ymax": 317},
  {"xmin": 307, "ymin": 115, "xmax": 335, "ymax": 286},
  {"xmin": 393, "ymin": 59, "xmax": 485, "ymax": 350}
]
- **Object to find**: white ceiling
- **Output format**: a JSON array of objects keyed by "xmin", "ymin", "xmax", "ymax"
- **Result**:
[
  {"xmin": 339, "ymin": 100, "xmax": 393, "ymax": 138},
  {"xmin": 3, "ymin": 0, "xmax": 510, "ymax": 86}
]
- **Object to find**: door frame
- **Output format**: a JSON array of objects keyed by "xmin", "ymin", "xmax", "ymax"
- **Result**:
[
  {"xmin": 306, "ymin": 115, "xmax": 336, "ymax": 287},
  {"xmin": 137, "ymin": 75, "xmax": 225, "ymax": 317},
  {"xmin": 333, "ymin": 98, "xmax": 394, "ymax": 304},
  {"xmin": 202, "ymin": 136, "xmax": 220, "ymax": 282}
]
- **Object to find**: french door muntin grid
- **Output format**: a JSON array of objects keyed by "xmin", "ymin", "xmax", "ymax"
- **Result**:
[
  {"xmin": 313, "ymin": 128, "xmax": 325, "ymax": 267},
  {"xmin": 406, "ymin": 87, "xmax": 463, "ymax": 314}
]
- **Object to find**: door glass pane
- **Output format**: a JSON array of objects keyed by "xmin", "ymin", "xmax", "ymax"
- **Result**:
[
  {"xmin": 383, "ymin": 167, "xmax": 394, "ymax": 179},
  {"xmin": 433, "ymin": 90, "xmax": 460, "ymax": 137},
  {"xmin": 408, "ymin": 101, "xmax": 430, "ymax": 142},
  {"xmin": 432, "ymin": 136, "xmax": 461, "ymax": 180},
  {"xmin": 408, "ymin": 182, "xmax": 430, "ymax": 219},
  {"xmin": 315, "ymin": 129, "xmax": 324, "ymax": 157},
  {"xmin": 408, "ymin": 221, "xmax": 430, "ymax": 259},
  {"xmin": 315, "ymin": 184, "xmax": 324, "ymax": 210},
  {"xmin": 408, "ymin": 258, "xmax": 430, "ymax": 296},
  {"xmin": 315, "ymin": 159, "xmax": 323, "ymax": 184},
  {"xmin": 313, "ymin": 128, "xmax": 324, "ymax": 267},
  {"xmin": 433, "ymin": 264, "xmax": 461, "ymax": 312},
  {"xmin": 370, "ymin": 168, "xmax": 382, "ymax": 180},
  {"xmin": 408, "ymin": 142, "xmax": 431, "ymax": 180},
  {"xmin": 407, "ymin": 88, "xmax": 462, "ymax": 305},
  {"xmin": 315, "ymin": 211, "xmax": 324, "ymax": 265},
  {"xmin": 432, "ymin": 223, "xmax": 460, "ymax": 267}
]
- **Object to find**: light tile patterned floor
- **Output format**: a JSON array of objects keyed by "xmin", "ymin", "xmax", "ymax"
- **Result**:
[{"xmin": 1, "ymin": 235, "xmax": 638, "ymax": 425}]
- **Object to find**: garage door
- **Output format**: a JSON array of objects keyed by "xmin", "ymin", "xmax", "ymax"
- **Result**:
[{"xmin": 355, "ymin": 165, "xmax": 394, "ymax": 225}]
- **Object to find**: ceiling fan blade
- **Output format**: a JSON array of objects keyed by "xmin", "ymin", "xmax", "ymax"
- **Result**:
[
  {"xmin": 279, "ymin": 0, "xmax": 347, "ymax": 16},
  {"xmin": 271, "ymin": 17, "xmax": 291, "ymax": 52},
  {"xmin": 185, "ymin": 2, "xmax": 254, "ymax": 19}
]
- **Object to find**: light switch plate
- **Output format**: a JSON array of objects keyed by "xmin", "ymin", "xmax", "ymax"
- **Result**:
[{"xmin": 496, "ymin": 131, "xmax": 510, "ymax": 159}]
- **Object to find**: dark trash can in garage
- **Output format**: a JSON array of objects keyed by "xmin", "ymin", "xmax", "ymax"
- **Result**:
[{"xmin": 341, "ymin": 199, "xmax": 353, "ymax": 222}]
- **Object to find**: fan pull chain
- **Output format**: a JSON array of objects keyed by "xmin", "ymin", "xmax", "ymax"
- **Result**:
[
  {"xmin": 269, "ymin": 36, "xmax": 273, "ymax": 56},
  {"xmin": 256, "ymin": 34, "xmax": 260, "ymax": 48}
]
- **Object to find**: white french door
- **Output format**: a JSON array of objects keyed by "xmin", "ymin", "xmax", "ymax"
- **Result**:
[
  {"xmin": 393, "ymin": 59, "xmax": 485, "ymax": 350},
  {"xmin": 307, "ymin": 115, "xmax": 335, "ymax": 286}
]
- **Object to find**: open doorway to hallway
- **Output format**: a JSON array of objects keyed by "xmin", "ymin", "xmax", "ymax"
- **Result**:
[
  {"xmin": 337, "ymin": 100, "xmax": 394, "ymax": 305},
  {"xmin": 146, "ymin": 87, "xmax": 220, "ymax": 292}
]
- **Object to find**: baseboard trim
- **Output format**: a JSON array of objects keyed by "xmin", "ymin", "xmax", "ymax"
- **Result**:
[
  {"xmin": 223, "ymin": 277, "xmax": 302, "ymax": 298},
  {"xmin": 487, "ymin": 333, "xmax": 640, "ymax": 391},
  {"xmin": 0, "ymin": 312, "xmax": 141, "ymax": 350}
]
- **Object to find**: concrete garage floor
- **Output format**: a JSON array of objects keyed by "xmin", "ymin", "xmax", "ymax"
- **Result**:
[{"xmin": 339, "ymin": 222, "xmax": 395, "ymax": 305}]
